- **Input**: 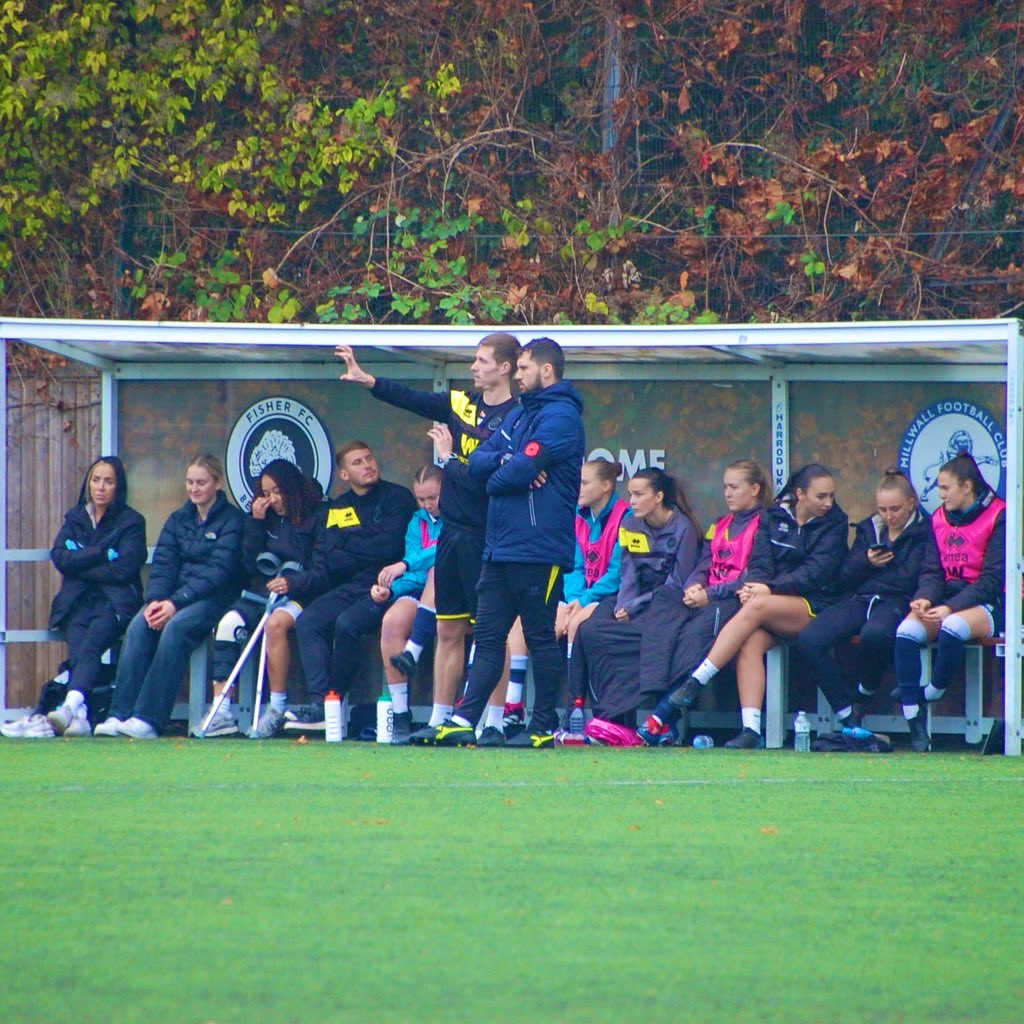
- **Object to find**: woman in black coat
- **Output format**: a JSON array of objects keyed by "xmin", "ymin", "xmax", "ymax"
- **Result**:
[
  {"xmin": 3, "ymin": 456, "xmax": 147, "ymax": 738},
  {"xmin": 796, "ymin": 469, "xmax": 935, "ymax": 729},
  {"xmin": 94, "ymin": 454, "xmax": 244, "ymax": 739},
  {"xmin": 645, "ymin": 463, "xmax": 849, "ymax": 749}
]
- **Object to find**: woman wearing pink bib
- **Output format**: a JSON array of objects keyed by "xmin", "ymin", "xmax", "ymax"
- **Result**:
[
  {"xmin": 894, "ymin": 452, "xmax": 1006, "ymax": 752},
  {"xmin": 636, "ymin": 460, "xmax": 768, "ymax": 745}
]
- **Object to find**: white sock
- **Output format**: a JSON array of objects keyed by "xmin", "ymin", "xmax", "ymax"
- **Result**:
[
  {"xmin": 741, "ymin": 707, "xmax": 762, "ymax": 734},
  {"xmin": 903, "ymin": 703, "xmax": 920, "ymax": 720},
  {"xmin": 505, "ymin": 682, "xmax": 524, "ymax": 705},
  {"xmin": 73, "ymin": 704, "xmax": 88, "ymax": 720},
  {"xmin": 923, "ymin": 684, "xmax": 944, "ymax": 702},
  {"xmin": 218, "ymin": 696, "xmax": 232, "ymax": 713},
  {"xmin": 429, "ymin": 703, "xmax": 454, "ymax": 727},
  {"xmin": 404, "ymin": 639, "xmax": 424, "ymax": 660},
  {"xmin": 484, "ymin": 705, "xmax": 505, "ymax": 730},
  {"xmin": 65, "ymin": 689, "xmax": 85, "ymax": 712},
  {"xmin": 389, "ymin": 683, "xmax": 409, "ymax": 714},
  {"xmin": 270, "ymin": 690, "xmax": 288, "ymax": 712},
  {"xmin": 451, "ymin": 713, "xmax": 472, "ymax": 728},
  {"xmin": 693, "ymin": 659, "xmax": 720, "ymax": 686}
]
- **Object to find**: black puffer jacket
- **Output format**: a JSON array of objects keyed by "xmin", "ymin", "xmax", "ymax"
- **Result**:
[
  {"xmin": 49, "ymin": 455, "xmax": 147, "ymax": 629},
  {"xmin": 746, "ymin": 498, "xmax": 849, "ymax": 608},
  {"xmin": 146, "ymin": 490, "xmax": 245, "ymax": 609},
  {"xmin": 839, "ymin": 507, "xmax": 936, "ymax": 600}
]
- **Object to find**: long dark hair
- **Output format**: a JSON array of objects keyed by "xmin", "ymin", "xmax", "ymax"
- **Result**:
[
  {"xmin": 258, "ymin": 459, "xmax": 320, "ymax": 526},
  {"xmin": 777, "ymin": 463, "xmax": 833, "ymax": 504},
  {"xmin": 631, "ymin": 468, "xmax": 700, "ymax": 533},
  {"xmin": 939, "ymin": 451, "xmax": 991, "ymax": 497}
]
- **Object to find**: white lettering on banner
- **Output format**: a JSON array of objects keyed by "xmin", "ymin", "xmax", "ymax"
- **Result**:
[
  {"xmin": 773, "ymin": 401, "xmax": 787, "ymax": 492},
  {"xmin": 588, "ymin": 449, "xmax": 665, "ymax": 480}
]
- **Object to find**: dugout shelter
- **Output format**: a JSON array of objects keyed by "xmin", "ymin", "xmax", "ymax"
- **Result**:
[{"xmin": 2, "ymin": 317, "xmax": 1022, "ymax": 753}]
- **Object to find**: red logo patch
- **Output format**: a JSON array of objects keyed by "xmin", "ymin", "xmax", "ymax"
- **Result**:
[{"xmin": 524, "ymin": 441, "xmax": 541, "ymax": 457}]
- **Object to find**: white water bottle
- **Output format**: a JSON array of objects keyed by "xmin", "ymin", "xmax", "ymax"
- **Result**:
[
  {"xmin": 794, "ymin": 710, "xmax": 811, "ymax": 753},
  {"xmin": 376, "ymin": 689, "xmax": 393, "ymax": 744},
  {"xmin": 325, "ymin": 690, "xmax": 343, "ymax": 743}
]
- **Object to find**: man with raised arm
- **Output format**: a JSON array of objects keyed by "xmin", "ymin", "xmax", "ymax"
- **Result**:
[
  {"xmin": 418, "ymin": 337, "xmax": 586, "ymax": 748},
  {"xmin": 335, "ymin": 334, "xmax": 522, "ymax": 742}
]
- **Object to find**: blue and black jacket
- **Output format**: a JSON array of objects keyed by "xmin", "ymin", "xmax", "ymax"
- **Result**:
[{"xmin": 468, "ymin": 380, "xmax": 586, "ymax": 569}]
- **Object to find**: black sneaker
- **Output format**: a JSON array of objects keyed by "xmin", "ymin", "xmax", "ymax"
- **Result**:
[
  {"xmin": 908, "ymin": 711, "xmax": 930, "ymax": 753},
  {"xmin": 842, "ymin": 702, "xmax": 864, "ymax": 729},
  {"xmin": 389, "ymin": 650, "xmax": 418, "ymax": 680},
  {"xmin": 406, "ymin": 724, "xmax": 439, "ymax": 746},
  {"xmin": 724, "ymin": 727, "xmax": 762, "ymax": 749},
  {"xmin": 476, "ymin": 726, "xmax": 506, "ymax": 747},
  {"xmin": 669, "ymin": 675, "xmax": 701, "ymax": 709},
  {"xmin": 431, "ymin": 719, "xmax": 476, "ymax": 747},
  {"xmin": 502, "ymin": 702, "xmax": 526, "ymax": 741},
  {"xmin": 506, "ymin": 730, "xmax": 555, "ymax": 749},
  {"xmin": 283, "ymin": 704, "xmax": 326, "ymax": 731},
  {"xmin": 390, "ymin": 710, "xmax": 412, "ymax": 745}
]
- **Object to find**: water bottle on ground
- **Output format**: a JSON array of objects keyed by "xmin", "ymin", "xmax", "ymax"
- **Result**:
[
  {"xmin": 692, "ymin": 734, "xmax": 714, "ymax": 749},
  {"xmin": 568, "ymin": 697, "xmax": 586, "ymax": 737},
  {"xmin": 325, "ymin": 690, "xmax": 343, "ymax": 743},
  {"xmin": 793, "ymin": 710, "xmax": 811, "ymax": 753},
  {"xmin": 376, "ymin": 689, "xmax": 393, "ymax": 744}
]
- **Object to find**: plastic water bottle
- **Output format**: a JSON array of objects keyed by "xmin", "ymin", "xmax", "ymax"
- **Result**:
[
  {"xmin": 376, "ymin": 689, "xmax": 393, "ymax": 744},
  {"xmin": 692, "ymin": 734, "xmax": 714, "ymax": 749},
  {"xmin": 569, "ymin": 697, "xmax": 586, "ymax": 737},
  {"xmin": 325, "ymin": 690, "xmax": 343, "ymax": 743},
  {"xmin": 794, "ymin": 710, "xmax": 811, "ymax": 753},
  {"xmin": 842, "ymin": 725, "xmax": 873, "ymax": 741}
]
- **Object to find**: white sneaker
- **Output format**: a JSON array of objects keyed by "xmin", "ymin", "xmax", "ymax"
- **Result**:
[
  {"xmin": 201, "ymin": 701, "xmax": 239, "ymax": 738},
  {"xmin": 47, "ymin": 703, "xmax": 75, "ymax": 735},
  {"xmin": 118, "ymin": 716, "xmax": 158, "ymax": 739},
  {"xmin": 2, "ymin": 714, "xmax": 56, "ymax": 738},
  {"xmin": 64, "ymin": 715, "xmax": 92, "ymax": 737},
  {"xmin": 93, "ymin": 716, "xmax": 127, "ymax": 737},
  {"xmin": 2, "ymin": 714, "xmax": 46, "ymax": 738}
]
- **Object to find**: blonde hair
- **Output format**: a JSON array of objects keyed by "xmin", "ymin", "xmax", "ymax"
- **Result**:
[{"xmin": 187, "ymin": 453, "xmax": 225, "ymax": 482}]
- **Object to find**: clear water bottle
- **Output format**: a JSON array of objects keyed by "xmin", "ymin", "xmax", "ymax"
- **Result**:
[
  {"xmin": 794, "ymin": 710, "xmax": 811, "ymax": 753},
  {"xmin": 568, "ymin": 697, "xmax": 586, "ymax": 737},
  {"xmin": 692, "ymin": 734, "xmax": 714, "ymax": 749},
  {"xmin": 325, "ymin": 690, "xmax": 343, "ymax": 743}
]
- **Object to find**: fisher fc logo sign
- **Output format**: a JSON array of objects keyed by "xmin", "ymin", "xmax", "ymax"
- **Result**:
[
  {"xmin": 227, "ymin": 397, "xmax": 333, "ymax": 512},
  {"xmin": 898, "ymin": 399, "xmax": 1006, "ymax": 514}
]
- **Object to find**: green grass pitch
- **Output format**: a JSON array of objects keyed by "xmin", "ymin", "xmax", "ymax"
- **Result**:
[{"xmin": 2, "ymin": 739, "xmax": 1022, "ymax": 1023}]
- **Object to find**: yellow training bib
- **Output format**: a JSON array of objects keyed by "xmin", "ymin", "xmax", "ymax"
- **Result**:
[
  {"xmin": 327, "ymin": 507, "xmax": 361, "ymax": 529},
  {"xmin": 618, "ymin": 528, "xmax": 651, "ymax": 554}
]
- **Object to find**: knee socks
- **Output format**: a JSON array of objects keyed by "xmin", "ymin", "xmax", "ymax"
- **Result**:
[
  {"xmin": 894, "ymin": 618, "xmax": 927, "ymax": 716},
  {"xmin": 924, "ymin": 615, "xmax": 972, "ymax": 701}
]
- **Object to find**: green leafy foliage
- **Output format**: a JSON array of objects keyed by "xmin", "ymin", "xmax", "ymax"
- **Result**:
[{"xmin": 1, "ymin": 1, "xmax": 1023, "ymax": 323}]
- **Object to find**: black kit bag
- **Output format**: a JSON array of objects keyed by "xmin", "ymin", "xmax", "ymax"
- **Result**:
[{"xmin": 811, "ymin": 730, "xmax": 893, "ymax": 753}]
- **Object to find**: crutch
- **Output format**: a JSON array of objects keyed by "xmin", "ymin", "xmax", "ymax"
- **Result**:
[
  {"xmin": 194, "ymin": 595, "xmax": 279, "ymax": 738},
  {"xmin": 249, "ymin": 622, "xmax": 270, "ymax": 738}
]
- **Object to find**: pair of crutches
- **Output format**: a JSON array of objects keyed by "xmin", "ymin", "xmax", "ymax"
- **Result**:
[{"xmin": 194, "ymin": 593, "xmax": 281, "ymax": 739}]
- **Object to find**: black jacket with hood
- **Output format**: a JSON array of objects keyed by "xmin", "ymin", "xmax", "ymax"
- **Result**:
[
  {"xmin": 49, "ymin": 455, "xmax": 147, "ymax": 629},
  {"xmin": 746, "ymin": 497, "xmax": 849, "ymax": 609},
  {"xmin": 839, "ymin": 506, "xmax": 936, "ymax": 601}
]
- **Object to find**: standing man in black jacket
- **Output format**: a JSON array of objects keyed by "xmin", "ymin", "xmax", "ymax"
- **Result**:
[
  {"xmin": 285, "ymin": 441, "xmax": 416, "ymax": 731},
  {"xmin": 335, "ymin": 334, "xmax": 521, "ymax": 741}
]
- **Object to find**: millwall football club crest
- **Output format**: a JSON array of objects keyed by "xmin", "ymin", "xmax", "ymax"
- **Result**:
[
  {"xmin": 898, "ymin": 399, "xmax": 1006, "ymax": 514},
  {"xmin": 226, "ymin": 397, "xmax": 333, "ymax": 511}
]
